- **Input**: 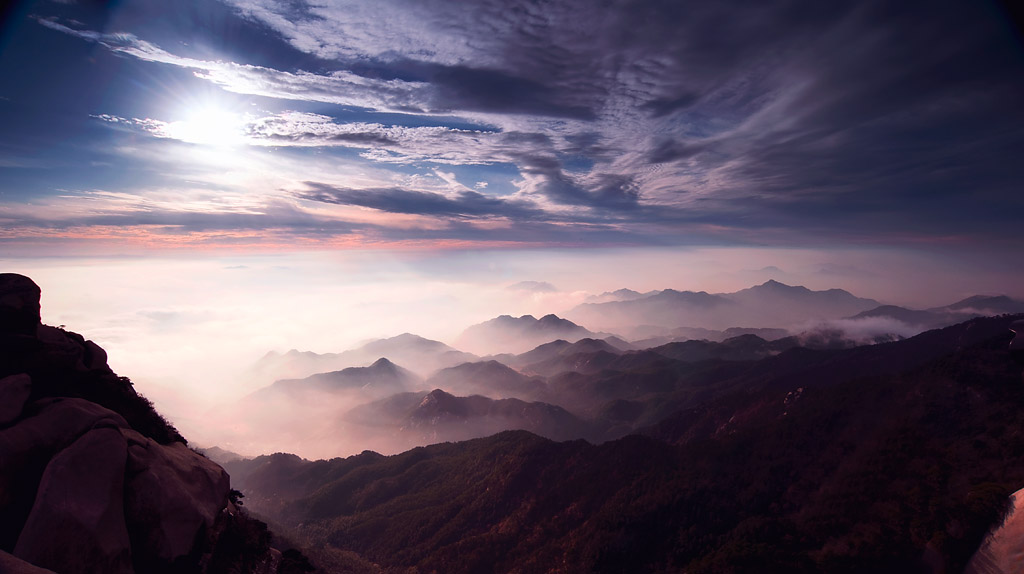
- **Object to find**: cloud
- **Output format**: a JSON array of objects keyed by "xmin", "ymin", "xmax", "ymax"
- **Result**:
[
  {"xmin": 295, "ymin": 181, "xmax": 544, "ymax": 220},
  {"xmin": 507, "ymin": 281, "xmax": 558, "ymax": 293},
  {"xmin": 797, "ymin": 316, "xmax": 926, "ymax": 347},
  {"xmin": 37, "ymin": 17, "xmax": 432, "ymax": 112},
  {"xmin": 23, "ymin": 0, "xmax": 1024, "ymax": 250}
]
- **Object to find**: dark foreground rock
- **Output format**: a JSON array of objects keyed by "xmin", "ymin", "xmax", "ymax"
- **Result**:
[{"xmin": 0, "ymin": 274, "xmax": 304, "ymax": 574}]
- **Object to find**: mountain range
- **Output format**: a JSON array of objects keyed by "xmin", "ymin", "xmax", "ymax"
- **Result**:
[
  {"xmin": 848, "ymin": 294, "xmax": 1024, "ymax": 329},
  {"xmin": 247, "ymin": 333, "xmax": 478, "ymax": 386},
  {"xmin": 222, "ymin": 313, "xmax": 1024, "ymax": 573},
  {"xmin": 5, "ymin": 272, "xmax": 1024, "ymax": 573},
  {"xmin": 566, "ymin": 279, "xmax": 882, "ymax": 333},
  {"xmin": 222, "ymin": 282, "xmax": 1024, "ymax": 459},
  {"xmin": 454, "ymin": 313, "xmax": 606, "ymax": 355}
]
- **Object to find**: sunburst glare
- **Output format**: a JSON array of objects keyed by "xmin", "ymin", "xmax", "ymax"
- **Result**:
[{"xmin": 163, "ymin": 105, "xmax": 248, "ymax": 147}]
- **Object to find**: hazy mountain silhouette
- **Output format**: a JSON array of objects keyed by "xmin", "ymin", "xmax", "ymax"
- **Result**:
[
  {"xmin": 568, "ymin": 279, "xmax": 880, "ymax": 333},
  {"xmin": 629, "ymin": 325, "xmax": 793, "ymax": 348},
  {"xmin": 225, "ymin": 358, "xmax": 424, "ymax": 459},
  {"xmin": 301, "ymin": 386, "xmax": 597, "ymax": 456},
  {"xmin": 221, "ymin": 313, "xmax": 1024, "ymax": 573},
  {"xmin": 649, "ymin": 333, "xmax": 799, "ymax": 362},
  {"xmin": 455, "ymin": 313, "xmax": 604, "ymax": 355},
  {"xmin": 266, "ymin": 357, "xmax": 418, "ymax": 397},
  {"xmin": 943, "ymin": 295, "xmax": 1024, "ymax": 314},
  {"xmin": 848, "ymin": 304, "xmax": 948, "ymax": 326},
  {"xmin": 395, "ymin": 389, "xmax": 591, "ymax": 443},
  {"xmin": 248, "ymin": 332, "xmax": 478, "ymax": 385},
  {"xmin": 583, "ymin": 288, "xmax": 659, "ymax": 303},
  {"xmin": 849, "ymin": 295, "xmax": 1024, "ymax": 331},
  {"xmin": 423, "ymin": 359, "xmax": 546, "ymax": 400},
  {"xmin": 507, "ymin": 337, "xmax": 622, "ymax": 370}
]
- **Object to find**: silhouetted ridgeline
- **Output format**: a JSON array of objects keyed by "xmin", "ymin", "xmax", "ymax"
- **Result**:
[
  {"xmin": 0, "ymin": 274, "xmax": 314, "ymax": 574},
  {"xmin": 226, "ymin": 314, "xmax": 1024, "ymax": 573}
]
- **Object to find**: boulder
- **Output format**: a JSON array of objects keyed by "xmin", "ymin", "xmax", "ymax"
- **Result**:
[
  {"xmin": 13, "ymin": 427, "xmax": 133, "ymax": 574},
  {"xmin": 0, "ymin": 373, "xmax": 31, "ymax": 426},
  {"xmin": 0, "ymin": 397, "xmax": 129, "ymax": 465},
  {"xmin": 83, "ymin": 339, "xmax": 109, "ymax": 371},
  {"xmin": 36, "ymin": 325, "xmax": 86, "ymax": 372},
  {"xmin": 122, "ymin": 428, "xmax": 230, "ymax": 568},
  {"xmin": 0, "ymin": 274, "xmax": 40, "ymax": 336},
  {"xmin": 0, "ymin": 398, "xmax": 128, "ymax": 549}
]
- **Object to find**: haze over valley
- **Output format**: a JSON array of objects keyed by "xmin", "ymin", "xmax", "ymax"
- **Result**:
[{"xmin": 20, "ymin": 260, "xmax": 1014, "ymax": 460}]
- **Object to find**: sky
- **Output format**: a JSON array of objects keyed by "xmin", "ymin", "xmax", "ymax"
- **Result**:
[
  {"xmin": 1, "ymin": 0, "xmax": 1024, "ymax": 441},
  {"xmin": 1, "ymin": 0, "xmax": 1022, "ymax": 253}
]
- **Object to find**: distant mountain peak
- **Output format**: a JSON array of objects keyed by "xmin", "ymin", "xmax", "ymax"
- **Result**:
[
  {"xmin": 946, "ymin": 294, "xmax": 1015, "ymax": 310},
  {"xmin": 567, "ymin": 279, "xmax": 879, "ymax": 332},
  {"xmin": 415, "ymin": 388, "xmax": 465, "ymax": 416},
  {"xmin": 362, "ymin": 333, "xmax": 453, "ymax": 353},
  {"xmin": 456, "ymin": 313, "xmax": 598, "ymax": 355},
  {"xmin": 423, "ymin": 388, "xmax": 456, "ymax": 402},
  {"xmin": 537, "ymin": 314, "xmax": 581, "ymax": 328},
  {"xmin": 369, "ymin": 357, "xmax": 397, "ymax": 369},
  {"xmin": 390, "ymin": 333, "xmax": 431, "ymax": 342},
  {"xmin": 753, "ymin": 279, "xmax": 810, "ymax": 292}
]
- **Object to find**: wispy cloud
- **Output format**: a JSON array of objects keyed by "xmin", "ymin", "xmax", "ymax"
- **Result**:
[
  {"xmin": 17, "ymin": 0, "xmax": 1024, "ymax": 251},
  {"xmin": 37, "ymin": 17, "xmax": 431, "ymax": 112},
  {"xmin": 296, "ymin": 180, "xmax": 547, "ymax": 220}
]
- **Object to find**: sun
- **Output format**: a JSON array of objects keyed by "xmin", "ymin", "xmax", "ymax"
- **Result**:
[{"xmin": 163, "ymin": 105, "xmax": 247, "ymax": 147}]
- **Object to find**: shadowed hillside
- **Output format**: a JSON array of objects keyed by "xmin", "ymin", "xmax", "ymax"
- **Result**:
[{"xmin": 225, "ymin": 314, "xmax": 1024, "ymax": 573}]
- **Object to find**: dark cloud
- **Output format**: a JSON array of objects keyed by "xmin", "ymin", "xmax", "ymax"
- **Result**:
[
  {"xmin": 425, "ymin": 64, "xmax": 597, "ymax": 120},
  {"xmin": 648, "ymin": 140, "xmax": 706, "ymax": 164},
  {"xmin": 296, "ymin": 182, "xmax": 545, "ymax": 220},
  {"xmin": 642, "ymin": 93, "xmax": 701, "ymax": 118}
]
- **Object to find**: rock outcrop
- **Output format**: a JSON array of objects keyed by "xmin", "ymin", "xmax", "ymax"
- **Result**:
[
  {"xmin": 0, "ymin": 373, "xmax": 30, "ymax": 425},
  {"xmin": 0, "ymin": 274, "xmax": 293, "ymax": 574},
  {"xmin": 0, "ymin": 274, "xmax": 40, "ymax": 336},
  {"xmin": 964, "ymin": 487, "xmax": 1024, "ymax": 574}
]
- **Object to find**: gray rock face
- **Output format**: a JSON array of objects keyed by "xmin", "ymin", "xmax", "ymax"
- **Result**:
[
  {"xmin": 0, "ymin": 274, "xmax": 41, "ymax": 336},
  {"xmin": 14, "ymin": 427, "xmax": 133, "ymax": 574},
  {"xmin": 0, "ymin": 373, "xmax": 31, "ymax": 426}
]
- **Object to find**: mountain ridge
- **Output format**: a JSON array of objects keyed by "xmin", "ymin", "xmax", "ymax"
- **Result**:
[
  {"xmin": 454, "ymin": 313, "xmax": 603, "ymax": 355},
  {"xmin": 566, "ymin": 279, "xmax": 882, "ymax": 333},
  {"xmin": 222, "ymin": 313, "xmax": 1024, "ymax": 574}
]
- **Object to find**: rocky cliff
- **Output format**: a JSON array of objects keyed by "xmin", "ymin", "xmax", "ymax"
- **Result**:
[{"xmin": 0, "ymin": 274, "xmax": 303, "ymax": 574}]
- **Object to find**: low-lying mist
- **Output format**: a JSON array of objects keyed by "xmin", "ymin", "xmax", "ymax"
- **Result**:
[{"xmin": 6, "ymin": 247, "xmax": 1021, "ymax": 459}]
